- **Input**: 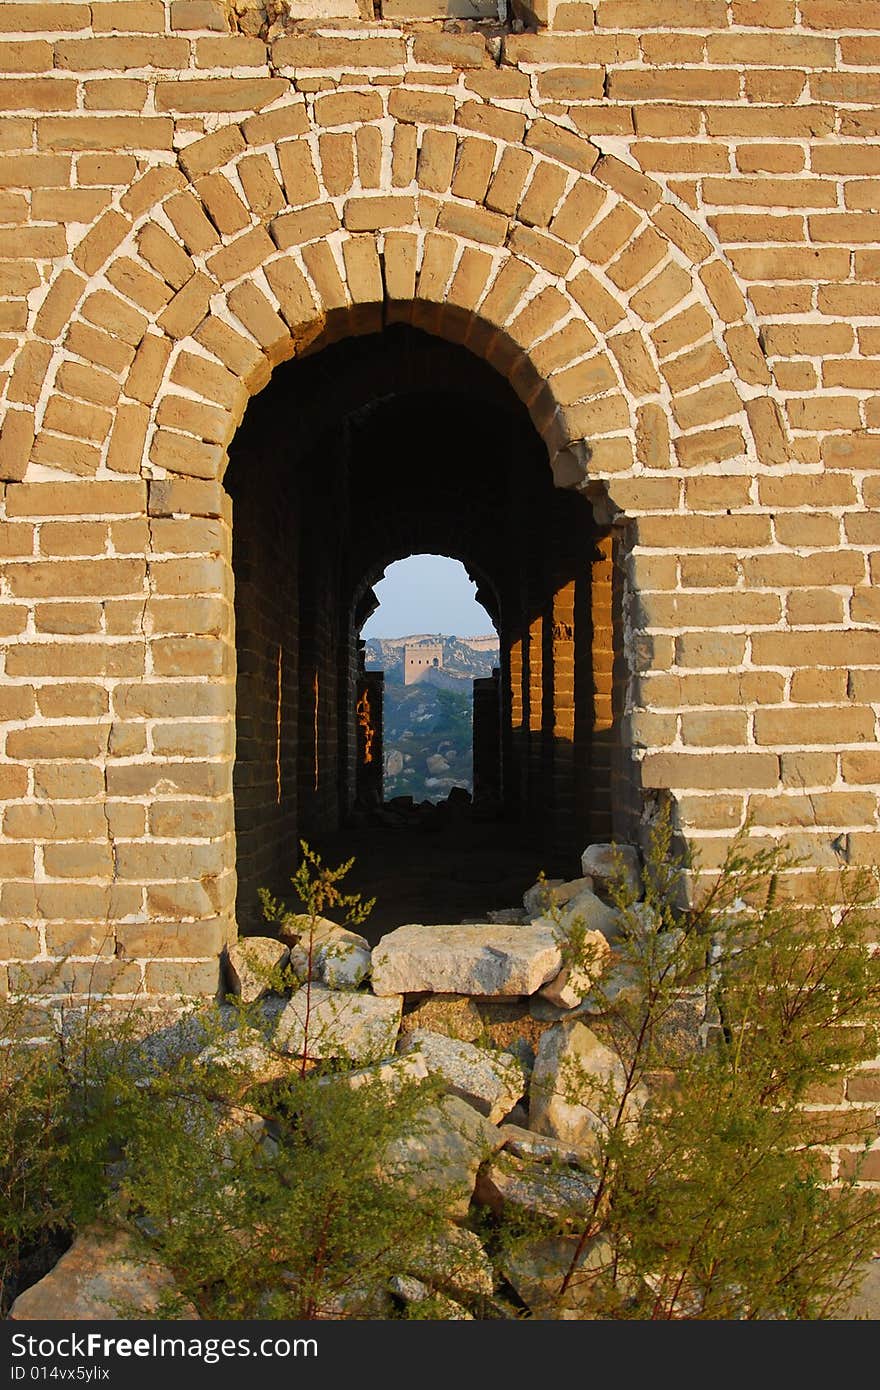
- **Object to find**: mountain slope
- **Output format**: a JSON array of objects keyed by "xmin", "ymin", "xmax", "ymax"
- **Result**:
[{"xmin": 364, "ymin": 634, "xmax": 499, "ymax": 801}]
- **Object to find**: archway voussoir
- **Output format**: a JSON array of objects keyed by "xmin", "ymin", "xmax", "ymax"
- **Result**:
[
  {"xmin": 263, "ymin": 256, "xmax": 319, "ymax": 339},
  {"xmin": 191, "ymin": 170, "xmax": 251, "ymax": 241},
  {"xmin": 479, "ymin": 257, "xmax": 538, "ymax": 330},
  {"xmin": 607, "ymin": 331, "xmax": 663, "ymax": 396},
  {"xmin": 446, "ymin": 244, "xmax": 495, "ymax": 314},
  {"xmin": 507, "ymin": 285, "xmax": 571, "ymax": 353},
  {"xmin": 381, "ymin": 230, "xmax": 419, "ymax": 304},
  {"xmin": 415, "ymin": 231, "xmax": 459, "ymax": 302},
  {"xmin": 450, "ymin": 133, "xmax": 496, "ymax": 204},
  {"xmin": 0, "ymin": 408, "xmax": 36, "ymax": 482},
  {"xmin": 226, "ymin": 282, "xmax": 293, "ymax": 369},
  {"xmin": 156, "ymin": 271, "xmax": 215, "ymax": 342},
  {"xmin": 178, "ymin": 124, "xmax": 247, "ymax": 182},
  {"xmin": 568, "ymin": 268, "xmax": 627, "ymax": 333},
  {"xmin": 301, "ymin": 242, "xmax": 351, "ymax": 314},
  {"xmin": 137, "ymin": 222, "xmax": 196, "ymax": 293},
  {"xmin": 629, "ymin": 262, "xmax": 695, "ymax": 324},
  {"xmin": 121, "ymin": 166, "xmax": 188, "ymax": 221},
  {"xmin": 276, "ymin": 138, "xmax": 321, "ymax": 209},
  {"xmin": 318, "ymin": 131, "xmax": 356, "ymax": 200},
  {"xmin": 416, "ymin": 128, "xmax": 459, "ymax": 197},
  {"xmin": 524, "ymin": 118, "xmax": 599, "ymax": 177},
  {"xmin": 149, "ymin": 427, "xmax": 226, "ymax": 482},
  {"xmin": 72, "ymin": 209, "xmax": 133, "ymax": 279},
  {"xmin": 390, "ymin": 121, "xmax": 418, "ymax": 188},
  {"xmin": 164, "ymin": 190, "xmax": 222, "ymax": 258},
  {"xmin": 507, "ymin": 223, "xmax": 575, "ymax": 278},
  {"xmin": 341, "ymin": 235, "xmax": 385, "ymax": 307},
  {"xmin": 237, "ymin": 151, "xmax": 286, "ymax": 223},
  {"xmin": 180, "ymin": 325, "xmax": 259, "ymax": 406},
  {"xmin": 593, "ymin": 154, "xmax": 663, "ymax": 213},
  {"xmin": 106, "ymin": 400, "xmax": 150, "ymax": 476},
  {"xmin": 205, "ymin": 226, "xmax": 276, "ymax": 287},
  {"xmin": 652, "ymin": 204, "xmax": 713, "ymax": 266},
  {"xmin": 356, "ymin": 125, "xmax": 384, "ymax": 192},
  {"xmin": 606, "ymin": 226, "xmax": 668, "ymax": 293},
  {"xmin": 550, "ymin": 352, "xmax": 619, "ymax": 406},
  {"xmin": 699, "ymin": 259, "xmax": 749, "ymax": 325}
]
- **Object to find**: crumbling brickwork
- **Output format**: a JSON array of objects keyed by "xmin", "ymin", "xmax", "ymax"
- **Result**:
[{"xmin": 0, "ymin": 0, "xmax": 878, "ymax": 1122}]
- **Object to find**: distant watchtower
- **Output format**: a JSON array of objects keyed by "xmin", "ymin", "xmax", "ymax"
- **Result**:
[{"xmin": 404, "ymin": 641, "xmax": 444, "ymax": 686}]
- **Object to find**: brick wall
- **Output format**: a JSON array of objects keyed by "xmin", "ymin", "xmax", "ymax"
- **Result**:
[{"xmin": 0, "ymin": 2, "xmax": 878, "ymax": 1178}]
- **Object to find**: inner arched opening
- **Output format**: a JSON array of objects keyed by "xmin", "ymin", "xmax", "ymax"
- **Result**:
[
  {"xmin": 225, "ymin": 324, "xmax": 618, "ymax": 940},
  {"xmin": 359, "ymin": 554, "xmax": 500, "ymax": 806}
]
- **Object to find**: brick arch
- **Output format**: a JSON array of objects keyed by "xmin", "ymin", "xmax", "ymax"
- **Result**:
[{"xmin": 1, "ymin": 103, "xmax": 791, "ymax": 496}]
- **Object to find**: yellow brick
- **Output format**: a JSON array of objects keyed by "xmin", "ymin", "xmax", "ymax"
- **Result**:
[
  {"xmin": 699, "ymin": 260, "xmax": 748, "ymax": 322},
  {"xmin": 82, "ymin": 290, "xmax": 147, "ymax": 347},
  {"xmin": 226, "ymin": 280, "xmax": 288, "ymax": 352},
  {"xmin": 343, "ymin": 196, "xmax": 415, "ymax": 232},
  {"xmin": 137, "ymin": 223, "xmax": 194, "ymax": 291},
  {"xmin": 608, "ymin": 331, "xmax": 661, "ymax": 394},
  {"xmin": 389, "ymin": 88, "xmax": 456, "ymax": 126},
  {"xmin": 417, "ymin": 129, "xmax": 458, "ymax": 194},
  {"xmin": 155, "ymin": 78, "xmax": 285, "ymax": 114},
  {"xmin": 674, "ymin": 425, "xmax": 746, "ymax": 468},
  {"xmin": 342, "ymin": 236, "xmax": 383, "ymax": 305},
  {"xmin": 579, "ymin": 204, "xmax": 640, "ymax": 265},
  {"xmin": 456, "ymin": 102, "xmax": 525, "ymax": 145},
  {"xmin": 180, "ymin": 125, "xmax": 246, "ymax": 181},
  {"xmin": 486, "ymin": 147, "xmax": 533, "ymax": 217},
  {"xmin": 630, "ymin": 263, "xmax": 693, "ymax": 323},
  {"xmin": 568, "ymin": 268, "xmax": 626, "ymax": 332},
  {"xmin": 43, "ymin": 396, "xmax": 112, "ymax": 444},
  {"xmin": 641, "ymin": 751, "xmax": 779, "ymax": 791},
  {"xmin": 315, "ymin": 90, "xmax": 383, "ymax": 128},
  {"xmin": 436, "ymin": 202, "xmax": 507, "ymax": 248},
  {"xmin": 237, "ymin": 153, "xmax": 285, "ymax": 221},
  {"xmin": 0, "ymin": 410, "xmax": 34, "ymax": 482},
  {"xmin": 37, "ymin": 116, "xmax": 173, "ymax": 152},
  {"xmin": 149, "ymin": 429, "xmax": 224, "ymax": 481},
  {"xmin": 206, "ymin": 226, "xmax": 275, "ymax": 285},
  {"xmin": 106, "ymin": 401, "xmax": 149, "ymax": 475},
  {"xmin": 661, "ymin": 341, "xmax": 728, "ymax": 394},
  {"xmin": 383, "ymin": 230, "xmax": 418, "ymax": 304},
  {"xmin": 271, "ymin": 204, "xmax": 339, "ymax": 251},
  {"xmin": 549, "ymin": 179, "xmax": 606, "ymax": 246},
  {"xmin": 755, "ymin": 707, "xmax": 875, "ymax": 746},
  {"xmin": 524, "ymin": 118, "xmax": 599, "ymax": 175},
  {"xmin": 635, "ymin": 401, "xmax": 670, "ymax": 469}
]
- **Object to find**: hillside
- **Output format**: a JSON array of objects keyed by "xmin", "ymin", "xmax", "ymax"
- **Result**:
[{"xmin": 364, "ymin": 634, "xmax": 499, "ymax": 802}]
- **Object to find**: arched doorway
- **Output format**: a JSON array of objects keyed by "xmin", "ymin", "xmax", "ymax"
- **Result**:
[{"xmin": 225, "ymin": 325, "xmax": 618, "ymax": 934}]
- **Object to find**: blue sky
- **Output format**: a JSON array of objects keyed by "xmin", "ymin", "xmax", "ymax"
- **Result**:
[{"xmin": 361, "ymin": 555, "xmax": 495, "ymax": 639}]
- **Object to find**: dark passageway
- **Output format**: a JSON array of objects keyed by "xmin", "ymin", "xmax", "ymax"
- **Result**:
[{"xmin": 224, "ymin": 325, "xmax": 621, "ymax": 936}]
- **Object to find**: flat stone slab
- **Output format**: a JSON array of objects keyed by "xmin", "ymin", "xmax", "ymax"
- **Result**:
[
  {"xmin": 529, "ymin": 1020, "xmax": 646, "ymax": 1150},
  {"xmin": 289, "ymin": 921, "xmax": 371, "ymax": 990},
  {"xmin": 9, "ymin": 1228, "xmax": 196, "ymax": 1320},
  {"xmin": 226, "ymin": 936, "xmax": 289, "ymax": 1003},
  {"xmin": 275, "ymin": 985, "xmax": 401, "ymax": 1063},
  {"xmin": 399, "ymin": 1028, "xmax": 526, "ymax": 1124},
  {"xmin": 475, "ymin": 1152, "xmax": 597, "ymax": 1223},
  {"xmin": 502, "ymin": 1234, "xmax": 612, "ymax": 1320},
  {"xmin": 383, "ymin": 1094, "xmax": 504, "ymax": 1221},
  {"xmin": 371, "ymin": 923, "xmax": 562, "ymax": 997}
]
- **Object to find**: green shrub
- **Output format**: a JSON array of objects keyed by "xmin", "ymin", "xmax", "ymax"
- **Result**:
[{"xmin": 514, "ymin": 812, "xmax": 880, "ymax": 1320}]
